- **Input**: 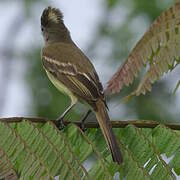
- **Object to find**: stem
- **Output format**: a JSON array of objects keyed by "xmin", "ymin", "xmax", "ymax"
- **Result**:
[{"xmin": 0, "ymin": 117, "xmax": 180, "ymax": 130}]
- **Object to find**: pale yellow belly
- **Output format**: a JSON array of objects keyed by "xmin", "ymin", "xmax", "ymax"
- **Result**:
[{"xmin": 46, "ymin": 70, "xmax": 77, "ymax": 104}]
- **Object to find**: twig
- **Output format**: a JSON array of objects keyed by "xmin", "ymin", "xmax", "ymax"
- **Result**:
[{"xmin": 0, "ymin": 117, "xmax": 180, "ymax": 130}]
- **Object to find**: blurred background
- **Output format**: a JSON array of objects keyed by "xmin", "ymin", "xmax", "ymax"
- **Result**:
[{"xmin": 0, "ymin": 0, "xmax": 179, "ymax": 122}]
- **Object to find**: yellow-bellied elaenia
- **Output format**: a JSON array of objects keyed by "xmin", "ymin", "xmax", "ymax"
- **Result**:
[{"xmin": 40, "ymin": 6, "xmax": 123, "ymax": 164}]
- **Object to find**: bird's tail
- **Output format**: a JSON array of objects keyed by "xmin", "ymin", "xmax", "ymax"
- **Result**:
[{"xmin": 95, "ymin": 99, "xmax": 123, "ymax": 164}]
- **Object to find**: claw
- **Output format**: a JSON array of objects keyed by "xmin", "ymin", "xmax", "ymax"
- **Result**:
[
  {"xmin": 80, "ymin": 121, "xmax": 87, "ymax": 132},
  {"xmin": 55, "ymin": 102, "xmax": 76, "ymax": 129},
  {"xmin": 55, "ymin": 117, "xmax": 65, "ymax": 130}
]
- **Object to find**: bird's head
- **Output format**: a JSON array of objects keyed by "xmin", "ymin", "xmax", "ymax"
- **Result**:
[{"xmin": 41, "ymin": 6, "xmax": 71, "ymax": 44}]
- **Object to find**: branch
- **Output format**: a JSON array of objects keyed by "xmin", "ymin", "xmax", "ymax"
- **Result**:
[{"xmin": 0, "ymin": 117, "xmax": 180, "ymax": 130}]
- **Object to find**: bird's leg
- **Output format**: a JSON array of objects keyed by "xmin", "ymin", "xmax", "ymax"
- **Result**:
[
  {"xmin": 55, "ymin": 103, "xmax": 75, "ymax": 129},
  {"xmin": 80, "ymin": 110, "xmax": 92, "ymax": 131}
]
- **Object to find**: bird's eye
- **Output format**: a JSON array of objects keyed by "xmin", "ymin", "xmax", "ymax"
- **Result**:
[{"xmin": 41, "ymin": 27, "xmax": 44, "ymax": 32}]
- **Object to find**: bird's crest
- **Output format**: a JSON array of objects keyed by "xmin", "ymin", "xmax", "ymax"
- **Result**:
[{"xmin": 41, "ymin": 6, "xmax": 63, "ymax": 27}]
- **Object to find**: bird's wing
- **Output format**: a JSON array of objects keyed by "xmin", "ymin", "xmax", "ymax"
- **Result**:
[{"xmin": 41, "ymin": 43, "xmax": 105, "ymax": 107}]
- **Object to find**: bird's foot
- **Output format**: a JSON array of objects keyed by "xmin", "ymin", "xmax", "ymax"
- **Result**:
[
  {"xmin": 55, "ymin": 117, "xmax": 65, "ymax": 130},
  {"xmin": 80, "ymin": 120, "xmax": 87, "ymax": 132}
]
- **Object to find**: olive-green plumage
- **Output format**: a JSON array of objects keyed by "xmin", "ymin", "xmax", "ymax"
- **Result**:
[{"xmin": 41, "ymin": 6, "xmax": 123, "ymax": 164}]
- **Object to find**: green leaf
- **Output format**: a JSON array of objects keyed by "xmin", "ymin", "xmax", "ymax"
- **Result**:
[{"xmin": 0, "ymin": 119, "xmax": 180, "ymax": 179}]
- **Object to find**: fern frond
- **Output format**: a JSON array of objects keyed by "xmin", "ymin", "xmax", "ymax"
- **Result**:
[
  {"xmin": 122, "ymin": 125, "xmax": 175, "ymax": 179},
  {"xmin": 1, "ymin": 119, "xmax": 180, "ymax": 179},
  {"xmin": 0, "ymin": 149, "xmax": 18, "ymax": 180},
  {"xmin": 105, "ymin": 2, "xmax": 180, "ymax": 96},
  {"xmin": 66, "ymin": 124, "xmax": 114, "ymax": 179},
  {"xmin": 14, "ymin": 120, "xmax": 84, "ymax": 179},
  {"xmin": 41, "ymin": 122, "xmax": 90, "ymax": 179},
  {"xmin": 0, "ymin": 121, "xmax": 54, "ymax": 179}
]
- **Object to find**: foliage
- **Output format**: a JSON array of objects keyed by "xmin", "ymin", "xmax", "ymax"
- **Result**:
[
  {"xmin": 106, "ymin": 2, "xmax": 180, "ymax": 96},
  {"xmin": 0, "ymin": 119, "xmax": 180, "ymax": 179}
]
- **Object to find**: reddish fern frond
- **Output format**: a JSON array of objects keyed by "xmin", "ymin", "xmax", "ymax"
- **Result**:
[{"xmin": 105, "ymin": 2, "xmax": 180, "ymax": 95}]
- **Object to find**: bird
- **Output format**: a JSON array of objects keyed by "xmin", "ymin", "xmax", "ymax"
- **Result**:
[{"xmin": 40, "ymin": 6, "xmax": 123, "ymax": 164}]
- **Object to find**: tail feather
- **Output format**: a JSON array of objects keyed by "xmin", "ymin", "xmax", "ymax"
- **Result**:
[{"xmin": 95, "ymin": 99, "xmax": 123, "ymax": 164}]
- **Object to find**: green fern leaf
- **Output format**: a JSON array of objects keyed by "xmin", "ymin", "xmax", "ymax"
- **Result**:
[
  {"xmin": 0, "ymin": 148, "xmax": 18, "ymax": 179},
  {"xmin": 0, "ymin": 119, "xmax": 180, "ymax": 179}
]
